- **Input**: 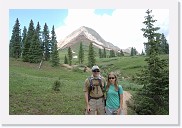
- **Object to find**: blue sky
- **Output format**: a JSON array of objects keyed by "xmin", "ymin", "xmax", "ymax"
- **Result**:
[
  {"xmin": 9, "ymin": 9, "xmax": 114, "ymax": 33},
  {"xmin": 9, "ymin": 9, "xmax": 68, "ymax": 33},
  {"xmin": 9, "ymin": 9, "xmax": 169, "ymax": 53}
]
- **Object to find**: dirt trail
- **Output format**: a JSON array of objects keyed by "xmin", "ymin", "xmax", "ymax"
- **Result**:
[{"xmin": 122, "ymin": 91, "xmax": 132, "ymax": 115}]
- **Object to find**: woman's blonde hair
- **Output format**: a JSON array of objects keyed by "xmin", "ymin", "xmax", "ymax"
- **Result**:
[{"xmin": 106, "ymin": 72, "xmax": 119, "ymax": 91}]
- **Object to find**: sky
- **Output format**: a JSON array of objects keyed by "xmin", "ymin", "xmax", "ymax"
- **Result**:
[{"xmin": 9, "ymin": 9, "xmax": 169, "ymax": 53}]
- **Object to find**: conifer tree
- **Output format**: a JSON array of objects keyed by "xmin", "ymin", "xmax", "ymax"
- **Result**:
[
  {"xmin": 22, "ymin": 19, "xmax": 35, "ymax": 62},
  {"xmin": 160, "ymin": 33, "xmax": 169, "ymax": 54},
  {"xmin": 68, "ymin": 47, "xmax": 72, "ymax": 66},
  {"xmin": 120, "ymin": 49, "xmax": 124, "ymax": 56},
  {"xmin": 78, "ymin": 42, "xmax": 84, "ymax": 64},
  {"xmin": 64, "ymin": 55, "xmax": 68, "ymax": 64},
  {"xmin": 103, "ymin": 48, "xmax": 106, "ymax": 58},
  {"xmin": 130, "ymin": 47, "xmax": 134, "ymax": 56},
  {"xmin": 42, "ymin": 23, "xmax": 50, "ymax": 61},
  {"xmin": 88, "ymin": 42, "xmax": 95, "ymax": 67},
  {"xmin": 21, "ymin": 26, "xmax": 27, "ymax": 54},
  {"xmin": 50, "ymin": 25, "xmax": 60, "ymax": 66},
  {"xmin": 29, "ymin": 32, "xmax": 42, "ymax": 63},
  {"xmin": 130, "ymin": 9, "xmax": 169, "ymax": 115},
  {"xmin": 99, "ymin": 49, "xmax": 102, "ymax": 58},
  {"xmin": 141, "ymin": 50, "xmax": 145, "ymax": 55},
  {"xmin": 9, "ymin": 18, "xmax": 21, "ymax": 59},
  {"xmin": 109, "ymin": 50, "xmax": 115, "ymax": 57}
]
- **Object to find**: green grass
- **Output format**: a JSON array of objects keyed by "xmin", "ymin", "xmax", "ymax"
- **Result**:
[
  {"xmin": 9, "ymin": 54, "xmax": 168, "ymax": 115},
  {"xmin": 9, "ymin": 58, "xmax": 89, "ymax": 115}
]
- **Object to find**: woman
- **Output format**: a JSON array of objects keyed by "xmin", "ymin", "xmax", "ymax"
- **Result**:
[{"xmin": 105, "ymin": 72, "xmax": 123, "ymax": 115}]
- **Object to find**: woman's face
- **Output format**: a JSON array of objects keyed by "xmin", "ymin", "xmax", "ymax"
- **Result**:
[{"xmin": 108, "ymin": 74, "xmax": 116, "ymax": 84}]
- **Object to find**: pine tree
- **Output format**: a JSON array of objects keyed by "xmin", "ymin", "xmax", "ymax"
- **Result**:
[
  {"xmin": 64, "ymin": 55, "xmax": 68, "ymax": 64},
  {"xmin": 103, "ymin": 48, "xmax": 106, "ymax": 58},
  {"xmin": 130, "ymin": 47, "xmax": 134, "ymax": 56},
  {"xmin": 78, "ymin": 42, "xmax": 84, "ymax": 64},
  {"xmin": 68, "ymin": 47, "xmax": 72, "ymax": 66},
  {"xmin": 141, "ymin": 50, "xmax": 145, "ymax": 55},
  {"xmin": 88, "ymin": 42, "xmax": 95, "ymax": 67},
  {"xmin": 42, "ymin": 23, "xmax": 50, "ymax": 61},
  {"xmin": 109, "ymin": 50, "xmax": 115, "ymax": 57},
  {"xmin": 9, "ymin": 18, "xmax": 21, "ymax": 59},
  {"xmin": 50, "ymin": 25, "xmax": 60, "ymax": 67},
  {"xmin": 22, "ymin": 19, "xmax": 35, "ymax": 62},
  {"xmin": 120, "ymin": 49, "xmax": 124, "ymax": 56},
  {"xmin": 160, "ymin": 33, "xmax": 169, "ymax": 54},
  {"xmin": 21, "ymin": 26, "xmax": 27, "ymax": 55},
  {"xmin": 99, "ymin": 49, "xmax": 102, "ymax": 58},
  {"xmin": 131, "ymin": 9, "xmax": 169, "ymax": 115},
  {"xmin": 29, "ymin": 32, "xmax": 42, "ymax": 63}
]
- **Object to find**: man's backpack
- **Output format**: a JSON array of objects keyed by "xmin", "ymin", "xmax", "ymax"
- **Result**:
[{"xmin": 88, "ymin": 77, "xmax": 104, "ymax": 101}]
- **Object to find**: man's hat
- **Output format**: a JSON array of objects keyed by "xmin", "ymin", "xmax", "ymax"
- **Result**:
[{"xmin": 92, "ymin": 65, "xmax": 100, "ymax": 71}]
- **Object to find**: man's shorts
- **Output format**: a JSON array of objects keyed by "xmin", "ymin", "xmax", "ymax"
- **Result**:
[{"xmin": 85, "ymin": 98, "xmax": 105, "ymax": 115}]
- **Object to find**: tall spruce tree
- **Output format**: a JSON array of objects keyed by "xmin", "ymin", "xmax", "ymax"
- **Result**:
[
  {"xmin": 22, "ymin": 19, "xmax": 35, "ymax": 62},
  {"xmin": 131, "ymin": 9, "xmax": 169, "ymax": 115},
  {"xmin": 88, "ymin": 42, "xmax": 95, "ymax": 67},
  {"xmin": 99, "ymin": 49, "xmax": 102, "ymax": 58},
  {"xmin": 68, "ymin": 47, "xmax": 72, "ymax": 66},
  {"xmin": 29, "ymin": 32, "xmax": 42, "ymax": 63},
  {"xmin": 21, "ymin": 26, "xmax": 27, "ymax": 55},
  {"xmin": 50, "ymin": 25, "xmax": 60, "ymax": 66},
  {"xmin": 120, "ymin": 49, "xmax": 124, "ymax": 56},
  {"xmin": 64, "ymin": 55, "xmax": 68, "ymax": 64},
  {"xmin": 103, "ymin": 48, "xmax": 106, "ymax": 58},
  {"xmin": 42, "ymin": 23, "xmax": 50, "ymax": 61},
  {"xmin": 130, "ymin": 47, "xmax": 134, "ymax": 56},
  {"xmin": 78, "ymin": 42, "xmax": 84, "ymax": 64},
  {"xmin": 160, "ymin": 33, "xmax": 169, "ymax": 54},
  {"xmin": 109, "ymin": 50, "xmax": 115, "ymax": 57},
  {"xmin": 9, "ymin": 18, "xmax": 21, "ymax": 59}
]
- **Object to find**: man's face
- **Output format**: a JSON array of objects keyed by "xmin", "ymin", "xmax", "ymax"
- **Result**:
[{"xmin": 92, "ymin": 69, "xmax": 100, "ymax": 77}]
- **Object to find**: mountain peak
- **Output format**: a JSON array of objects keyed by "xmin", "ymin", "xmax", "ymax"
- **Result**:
[{"xmin": 57, "ymin": 26, "xmax": 120, "ymax": 51}]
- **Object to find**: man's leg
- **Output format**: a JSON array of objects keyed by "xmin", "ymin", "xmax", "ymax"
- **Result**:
[
  {"xmin": 97, "ymin": 98, "xmax": 105, "ymax": 115},
  {"xmin": 87, "ymin": 99, "xmax": 96, "ymax": 115}
]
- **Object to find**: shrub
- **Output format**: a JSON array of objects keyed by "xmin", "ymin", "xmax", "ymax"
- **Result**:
[{"xmin": 52, "ymin": 80, "xmax": 61, "ymax": 91}]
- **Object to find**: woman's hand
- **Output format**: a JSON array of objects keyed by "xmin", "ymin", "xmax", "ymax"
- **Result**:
[{"xmin": 117, "ymin": 107, "xmax": 123, "ymax": 115}]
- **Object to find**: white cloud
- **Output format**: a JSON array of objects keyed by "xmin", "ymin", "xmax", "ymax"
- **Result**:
[{"xmin": 55, "ymin": 9, "xmax": 169, "ymax": 53}]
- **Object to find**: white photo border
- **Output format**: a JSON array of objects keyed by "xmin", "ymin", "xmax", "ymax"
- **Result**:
[{"xmin": 0, "ymin": 0, "xmax": 179, "ymax": 125}]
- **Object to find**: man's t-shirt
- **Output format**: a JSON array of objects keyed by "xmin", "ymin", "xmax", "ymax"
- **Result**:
[{"xmin": 106, "ymin": 84, "xmax": 123, "ymax": 109}]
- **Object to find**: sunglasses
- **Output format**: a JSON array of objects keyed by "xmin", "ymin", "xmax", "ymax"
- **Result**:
[
  {"xmin": 109, "ymin": 77, "xmax": 115, "ymax": 79},
  {"xmin": 92, "ymin": 70, "xmax": 100, "ymax": 72}
]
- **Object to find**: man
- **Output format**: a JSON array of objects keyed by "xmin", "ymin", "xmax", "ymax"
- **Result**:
[{"xmin": 83, "ymin": 65, "xmax": 106, "ymax": 115}]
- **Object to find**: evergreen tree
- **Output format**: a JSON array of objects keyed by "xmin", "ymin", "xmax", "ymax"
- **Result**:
[
  {"xmin": 9, "ymin": 18, "xmax": 21, "ymax": 59},
  {"xmin": 130, "ymin": 9, "xmax": 169, "ymax": 115},
  {"xmin": 160, "ymin": 33, "xmax": 169, "ymax": 54},
  {"xmin": 78, "ymin": 42, "xmax": 84, "ymax": 64},
  {"xmin": 99, "ymin": 49, "xmax": 102, "ymax": 58},
  {"xmin": 50, "ymin": 25, "xmax": 60, "ymax": 66},
  {"xmin": 64, "ymin": 55, "xmax": 68, "ymax": 64},
  {"xmin": 130, "ymin": 47, "xmax": 134, "ymax": 56},
  {"xmin": 68, "ymin": 47, "xmax": 72, "ymax": 66},
  {"xmin": 88, "ymin": 42, "xmax": 95, "ymax": 67},
  {"xmin": 22, "ymin": 19, "xmax": 35, "ymax": 62},
  {"xmin": 29, "ymin": 32, "xmax": 42, "ymax": 63},
  {"xmin": 103, "ymin": 48, "xmax": 106, "ymax": 58},
  {"xmin": 109, "ymin": 50, "xmax": 115, "ymax": 57},
  {"xmin": 21, "ymin": 26, "xmax": 27, "ymax": 54},
  {"xmin": 42, "ymin": 23, "xmax": 50, "ymax": 61},
  {"xmin": 141, "ymin": 50, "xmax": 145, "ymax": 55},
  {"xmin": 120, "ymin": 49, "xmax": 124, "ymax": 56}
]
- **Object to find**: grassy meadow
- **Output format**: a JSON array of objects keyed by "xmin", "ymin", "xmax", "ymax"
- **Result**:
[{"xmin": 9, "ymin": 54, "xmax": 168, "ymax": 115}]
